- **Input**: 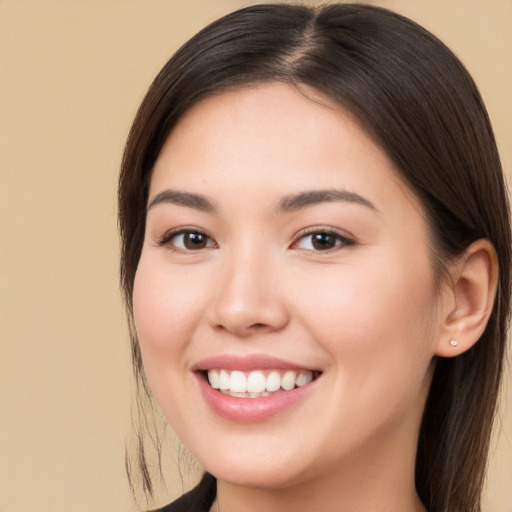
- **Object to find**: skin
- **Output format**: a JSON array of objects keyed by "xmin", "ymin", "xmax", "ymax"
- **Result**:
[{"xmin": 132, "ymin": 83, "xmax": 461, "ymax": 512}]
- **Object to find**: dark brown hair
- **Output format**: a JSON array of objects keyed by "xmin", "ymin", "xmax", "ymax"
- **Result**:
[{"xmin": 119, "ymin": 4, "xmax": 511, "ymax": 511}]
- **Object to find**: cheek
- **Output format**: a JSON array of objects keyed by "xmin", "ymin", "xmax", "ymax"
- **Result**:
[
  {"xmin": 301, "ymin": 267, "xmax": 433, "ymax": 336},
  {"xmin": 288, "ymin": 259, "xmax": 438, "ymax": 449},
  {"xmin": 292, "ymin": 253, "xmax": 437, "ymax": 386},
  {"xmin": 132, "ymin": 257, "xmax": 209, "ymax": 376}
]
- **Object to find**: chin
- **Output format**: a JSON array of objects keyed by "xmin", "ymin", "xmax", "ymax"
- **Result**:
[
  {"xmin": 208, "ymin": 463, "xmax": 304, "ymax": 490},
  {"xmin": 195, "ymin": 442, "xmax": 314, "ymax": 490}
]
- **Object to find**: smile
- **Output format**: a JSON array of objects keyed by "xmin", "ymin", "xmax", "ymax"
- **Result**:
[
  {"xmin": 194, "ymin": 355, "xmax": 322, "ymax": 422},
  {"xmin": 207, "ymin": 369, "xmax": 316, "ymax": 398}
]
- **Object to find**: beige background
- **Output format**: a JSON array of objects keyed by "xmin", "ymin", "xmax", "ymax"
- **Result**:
[{"xmin": 0, "ymin": 1, "xmax": 510, "ymax": 511}]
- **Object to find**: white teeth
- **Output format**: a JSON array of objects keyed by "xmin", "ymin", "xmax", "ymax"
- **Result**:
[
  {"xmin": 247, "ymin": 371, "xmax": 266, "ymax": 393},
  {"xmin": 219, "ymin": 369, "xmax": 230, "ymax": 390},
  {"xmin": 208, "ymin": 369, "xmax": 220, "ymax": 389},
  {"xmin": 230, "ymin": 371, "xmax": 247, "ymax": 392},
  {"xmin": 296, "ymin": 371, "xmax": 313, "ymax": 387},
  {"xmin": 266, "ymin": 371, "xmax": 281, "ymax": 392},
  {"xmin": 206, "ymin": 369, "xmax": 315, "ymax": 396},
  {"xmin": 281, "ymin": 371, "xmax": 297, "ymax": 391},
  {"xmin": 225, "ymin": 391, "xmax": 248, "ymax": 398}
]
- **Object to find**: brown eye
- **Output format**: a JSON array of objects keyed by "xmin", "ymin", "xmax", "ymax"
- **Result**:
[
  {"xmin": 182, "ymin": 231, "xmax": 208, "ymax": 249},
  {"xmin": 293, "ymin": 230, "xmax": 353, "ymax": 252},
  {"xmin": 160, "ymin": 230, "xmax": 216, "ymax": 251},
  {"xmin": 311, "ymin": 233, "xmax": 338, "ymax": 250}
]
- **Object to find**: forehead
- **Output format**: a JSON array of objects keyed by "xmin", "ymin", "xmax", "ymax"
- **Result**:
[{"xmin": 150, "ymin": 83, "xmax": 420, "ymax": 213}]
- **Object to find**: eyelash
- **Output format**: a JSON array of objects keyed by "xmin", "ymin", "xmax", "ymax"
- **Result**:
[
  {"xmin": 291, "ymin": 227, "xmax": 355, "ymax": 253},
  {"xmin": 156, "ymin": 227, "xmax": 355, "ymax": 253},
  {"xmin": 157, "ymin": 228, "xmax": 217, "ymax": 251}
]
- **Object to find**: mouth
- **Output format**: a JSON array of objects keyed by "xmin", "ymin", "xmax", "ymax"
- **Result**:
[
  {"xmin": 194, "ymin": 355, "xmax": 322, "ymax": 422},
  {"xmin": 204, "ymin": 369, "xmax": 322, "ymax": 398}
]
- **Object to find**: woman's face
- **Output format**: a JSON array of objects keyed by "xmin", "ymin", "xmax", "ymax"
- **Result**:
[{"xmin": 133, "ymin": 84, "xmax": 445, "ymax": 489}]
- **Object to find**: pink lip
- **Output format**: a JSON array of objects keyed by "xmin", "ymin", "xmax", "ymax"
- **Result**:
[
  {"xmin": 193, "ymin": 354, "xmax": 321, "ymax": 423},
  {"xmin": 194, "ymin": 354, "xmax": 318, "ymax": 372}
]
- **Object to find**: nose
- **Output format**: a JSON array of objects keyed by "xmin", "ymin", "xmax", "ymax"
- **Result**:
[{"xmin": 207, "ymin": 248, "xmax": 290, "ymax": 337}]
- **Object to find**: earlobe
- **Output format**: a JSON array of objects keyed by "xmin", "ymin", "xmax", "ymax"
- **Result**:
[{"xmin": 435, "ymin": 239, "xmax": 498, "ymax": 358}]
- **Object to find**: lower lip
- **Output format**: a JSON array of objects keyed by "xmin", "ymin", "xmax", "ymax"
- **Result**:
[{"xmin": 195, "ymin": 373, "xmax": 318, "ymax": 423}]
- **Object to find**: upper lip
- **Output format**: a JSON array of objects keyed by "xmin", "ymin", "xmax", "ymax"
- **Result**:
[{"xmin": 193, "ymin": 354, "xmax": 320, "ymax": 372}]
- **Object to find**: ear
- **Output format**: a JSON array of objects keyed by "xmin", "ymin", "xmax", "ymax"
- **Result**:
[{"xmin": 435, "ymin": 239, "xmax": 498, "ymax": 358}]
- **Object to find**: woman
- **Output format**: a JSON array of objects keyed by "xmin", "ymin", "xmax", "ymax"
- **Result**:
[{"xmin": 118, "ymin": 3, "xmax": 511, "ymax": 511}]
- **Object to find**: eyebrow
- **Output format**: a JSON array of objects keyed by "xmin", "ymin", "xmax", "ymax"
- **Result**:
[
  {"xmin": 278, "ymin": 189, "xmax": 377, "ymax": 212},
  {"xmin": 147, "ymin": 188, "xmax": 376, "ymax": 214},
  {"xmin": 147, "ymin": 190, "xmax": 216, "ymax": 212}
]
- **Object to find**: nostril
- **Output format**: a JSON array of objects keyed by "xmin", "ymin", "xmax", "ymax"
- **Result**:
[{"xmin": 249, "ymin": 323, "xmax": 268, "ymax": 329}]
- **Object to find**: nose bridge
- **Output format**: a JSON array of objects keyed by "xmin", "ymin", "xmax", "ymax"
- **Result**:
[{"xmin": 210, "ymin": 240, "xmax": 288, "ymax": 336}]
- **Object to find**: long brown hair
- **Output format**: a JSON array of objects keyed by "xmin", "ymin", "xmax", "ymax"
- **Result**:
[{"xmin": 119, "ymin": 4, "xmax": 511, "ymax": 510}]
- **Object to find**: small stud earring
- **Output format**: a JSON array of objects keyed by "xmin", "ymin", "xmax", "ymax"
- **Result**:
[{"xmin": 450, "ymin": 339, "xmax": 458, "ymax": 347}]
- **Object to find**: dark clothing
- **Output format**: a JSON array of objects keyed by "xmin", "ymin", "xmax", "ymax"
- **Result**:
[{"xmin": 152, "ymin": 473, "xmax": 217, "ymax": 512}]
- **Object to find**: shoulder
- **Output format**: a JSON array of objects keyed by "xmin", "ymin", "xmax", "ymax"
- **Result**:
[{"xmin": 149, "ymin": 473, "xmax": 217, "ymax": 512}]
